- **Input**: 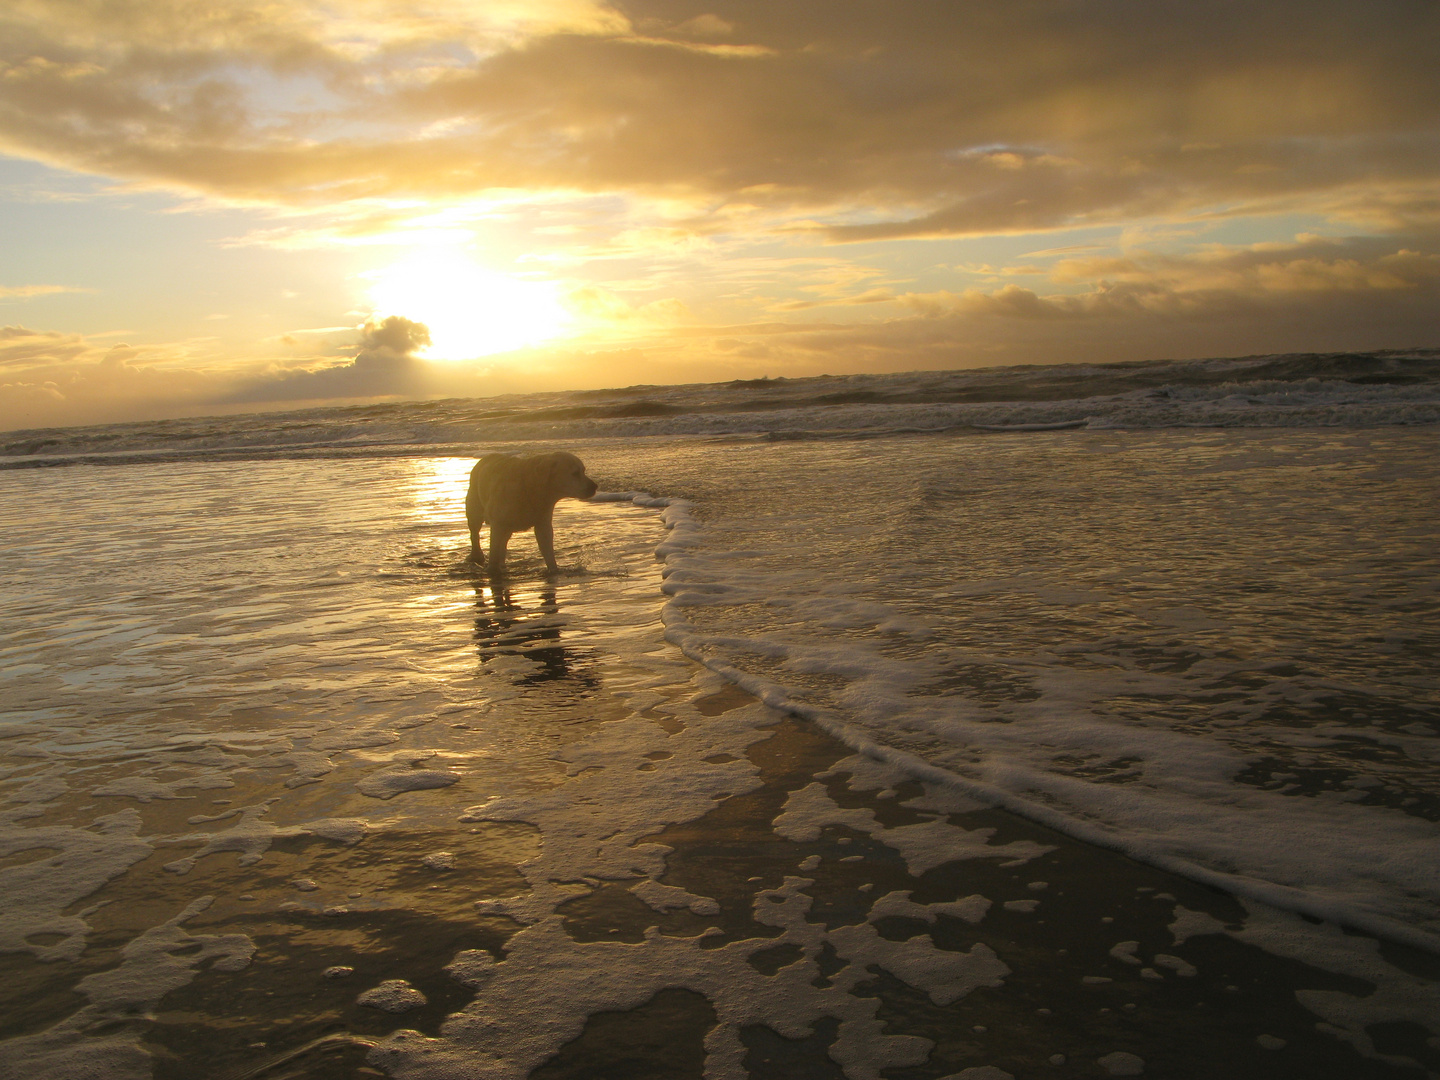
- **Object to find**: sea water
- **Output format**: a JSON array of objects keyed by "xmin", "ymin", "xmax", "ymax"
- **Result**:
[
  {"xmin": 652, "ymin": 428, "xmax": 1440, "ymax": 946},
  {"xmin": 1, "ymin": 351, "xmax": 1437, "ymax": 1077}
]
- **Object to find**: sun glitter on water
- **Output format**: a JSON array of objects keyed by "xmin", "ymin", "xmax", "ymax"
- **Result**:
[{"xmin": 368, "ymin": 250, "xmax": 571, "ymax": 360}]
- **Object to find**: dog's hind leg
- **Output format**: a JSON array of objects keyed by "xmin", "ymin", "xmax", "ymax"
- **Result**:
[{"xmin": 465, "ymin": 491, "xmax": 486, "ymax": 565}]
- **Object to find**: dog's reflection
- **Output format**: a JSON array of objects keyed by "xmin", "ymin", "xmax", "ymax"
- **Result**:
[{"xmin": 472, "ymin": 583, "xmax": 599, "ymax": 693}]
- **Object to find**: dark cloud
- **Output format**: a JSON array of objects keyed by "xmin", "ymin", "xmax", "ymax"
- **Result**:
[
  {"xmin": 0, "ymin": 0, "xmax": 1434, "ymax": 233},
  {"xmin": 895, "ymin": 234, "xmax": 1440, "ymax": 320},
  {"xmin": 0, "ymin": 317, "xmax": 437, "ymax": 430},
  {"xmin": 221, "ymin": 315, "xmax": 431, "ymax": 403}
]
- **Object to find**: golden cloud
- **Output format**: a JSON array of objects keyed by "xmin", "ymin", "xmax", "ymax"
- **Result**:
[
  {"xmin": 896, "ymin": 237, "xmax": 1440, "ymax": 322},
  {"xmin": 0, "ymin": 284, "xmax": 87, "ymax": 298},
  {"xmin": 0, "ymin": 0, "xmax": 1432, "ymax": 238}
]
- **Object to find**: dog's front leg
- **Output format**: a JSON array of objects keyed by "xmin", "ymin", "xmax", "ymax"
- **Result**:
[
  {"xmin": 534, "ymin": 515, "xmax": 559, "ymax": 575},
  {"xmin": 487, "ymin": 528, "xmax": 513, "ymax": 577}
]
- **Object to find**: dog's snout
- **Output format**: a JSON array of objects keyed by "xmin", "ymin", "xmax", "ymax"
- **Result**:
[{"xmin": 584, "ymin": 478, "xmax": 599, "ymax": 498}]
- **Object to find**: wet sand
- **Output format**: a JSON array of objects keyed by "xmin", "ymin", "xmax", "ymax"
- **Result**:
[{"xmin": 8, "ymin": 664, "xmax": 1434, "ymax": 1079}]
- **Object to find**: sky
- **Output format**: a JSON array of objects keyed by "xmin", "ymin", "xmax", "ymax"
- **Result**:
[{"xmin": 1, "ymin": 0, "xmax": 1437, "ymax": 431}]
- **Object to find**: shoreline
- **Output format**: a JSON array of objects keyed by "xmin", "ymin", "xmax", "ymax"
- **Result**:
[{"xmin": 645, "ymin": 478, "xmax": 1440, "ymax": 961}]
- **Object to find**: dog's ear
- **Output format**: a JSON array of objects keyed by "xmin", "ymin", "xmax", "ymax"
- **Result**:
[
  {"xmin": 533, "ymin": 453, "xmax": 573, "ymax": 495},
  {"xmin": 518, "ymin": 453, "xmax": 556, "ymax": 484}
]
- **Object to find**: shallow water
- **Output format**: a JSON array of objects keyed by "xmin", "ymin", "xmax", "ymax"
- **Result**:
[
  {"xmin": 1, "ymin": 425, "xmax": 1437, "ymax": 1078},
  {"xmin": 0, "ymin": 456, "xmax": 698, "ymax": 1076},
  {"xmin": 1, "ymin": 459, "xmax": 662, "ymax": 811}
]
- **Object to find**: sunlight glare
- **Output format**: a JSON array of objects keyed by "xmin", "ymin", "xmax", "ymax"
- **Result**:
[
  {"xmin": 407, "ymin": 457, "xmax": 473, "ymax": 521},
  {"xmin": 369, "ymin": 250, "xmax": 571, "ymax": 360}
]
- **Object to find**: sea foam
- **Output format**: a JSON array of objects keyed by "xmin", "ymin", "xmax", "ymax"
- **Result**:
[{"xmin": 618, "ymin": 426, "xmax": 1440, "ymax": 953}]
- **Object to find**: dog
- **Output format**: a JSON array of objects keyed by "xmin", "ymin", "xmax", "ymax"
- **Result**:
[{"xmin": 465, "ymin": 452, "xmax": 598, "ymax": 575}]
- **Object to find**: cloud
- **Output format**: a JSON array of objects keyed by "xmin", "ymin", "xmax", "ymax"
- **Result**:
[
  {"xmin": 221, "ymin": 315, "xmax": 432, "ymax": 403},
  {"xmin": 0, "ymin": 284, "xmax": 87, "ymax": 299},
  {"xmin": 565, "ymin": 285, "xmax": 692, "ymax": 326},
  {"xmin": 0, "ymin": 0, "xmax": 1433, "ymax": 239},
  {"xmin": 0, "ymin": 328, "xmax": 225, "ymax": 429},
  {"xmin": 893, "ymin": 235, "xmax": 1440, "ymax": 322},
  {"xmin": 0, "ymin": 323, "xmax": 88, "ymax": 368},
  {"xmin": 0, "ymin": 317, "xmax": 438, "ymax": 430},
  {"xmin": 0, "ymin": 313, "xmax": 617, "ymax": 431}
]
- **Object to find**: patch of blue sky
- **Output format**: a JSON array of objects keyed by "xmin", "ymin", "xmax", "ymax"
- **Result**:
[
  {"xmin": 940, "ymin": 143, "xmax": 1057, "ymax": 161},
  {"xmin": 1179, "ymin": 211, "xmax": 1355, "ymax": 247}
]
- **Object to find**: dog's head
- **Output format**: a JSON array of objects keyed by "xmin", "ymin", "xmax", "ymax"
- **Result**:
[{"xmin": 545, "ymin": 452, "xmax": 599, "ymax": 501}]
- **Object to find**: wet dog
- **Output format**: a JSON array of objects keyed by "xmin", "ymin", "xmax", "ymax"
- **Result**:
[{"xmin": 465, "ymin": 452, "xmax": 598, "ymax": 575}]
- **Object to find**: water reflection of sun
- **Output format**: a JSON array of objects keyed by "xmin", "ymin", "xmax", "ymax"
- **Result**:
[
  {"xmin": 409, "ymin": 458, "xmax": 473, "ymax": 524},
  {"xmin": 370, "ymin": 250, "xmax": 570, "ymax": 360}
]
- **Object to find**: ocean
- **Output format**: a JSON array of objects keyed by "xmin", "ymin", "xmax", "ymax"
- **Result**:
[{"xmin": 2, "ymin": 350, "xmax": 1437, "ymax": 1079}]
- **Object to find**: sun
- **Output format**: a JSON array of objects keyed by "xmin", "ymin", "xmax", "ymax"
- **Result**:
[{"xmin": 368, "ymin": 250, "xmax": 571, "ymax": 360}]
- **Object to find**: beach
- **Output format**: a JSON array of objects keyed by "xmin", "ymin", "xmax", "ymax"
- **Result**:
[
  {"xmin": 2, "ymin": 360, "xmax": 1438, "ymax": 1078},
  {"xmin": 4, "ymin": 0, "xmax": 1437, "ymax": 1065}
]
